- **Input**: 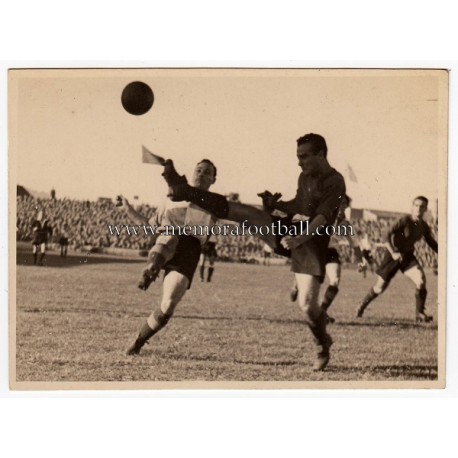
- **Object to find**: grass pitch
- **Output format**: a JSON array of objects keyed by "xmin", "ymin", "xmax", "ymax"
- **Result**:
[{"xmin": 15, "ymin": 247, "xmax": 438, "ymax": 384}]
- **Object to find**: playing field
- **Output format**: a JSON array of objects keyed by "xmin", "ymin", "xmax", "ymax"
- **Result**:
[{"xmin": 14, "ymin": 246, "xmax": 439, "ymax": 385}]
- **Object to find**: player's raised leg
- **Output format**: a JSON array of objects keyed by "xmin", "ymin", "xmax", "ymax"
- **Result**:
[
  {"xmin": 162, "ymin": 160, "xmax": 278, "ymax": 248},
  {"xmin": 295, "ymin": 273, "xmax": 333, "ymax": 371},
  {"xmin": 127, "ymin": 271, "xmax": 189, "ymax": 355}
]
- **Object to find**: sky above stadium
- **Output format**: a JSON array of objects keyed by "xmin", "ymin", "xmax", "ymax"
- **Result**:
[{"xmin": 11, "ymin": 69, "xmax": 447, "ymax": 213}]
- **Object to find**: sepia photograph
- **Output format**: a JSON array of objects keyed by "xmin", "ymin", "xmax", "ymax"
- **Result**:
[{"xmin": 8, "ymin": 68, "xmax": 448, "ymax": 389}]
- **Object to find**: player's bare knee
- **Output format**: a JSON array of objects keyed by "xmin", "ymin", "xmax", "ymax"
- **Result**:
[
  {"xmin": 160, "ymin": 298, "xmax": 178, "ymax": 316},
  {"xmin": 372, "ymin": 276, "xmax": 387, "ymax": 295},
  {"xmin": 373, "ymin": 282, "xmax": 387, "ymax": 295},
  {"xmin": 417, "ymin": 277, "xmax": 426, "ymax": 290},
  {"xmin": 148, "ymin": 308, "xmax": 173, "ymax": 329}
]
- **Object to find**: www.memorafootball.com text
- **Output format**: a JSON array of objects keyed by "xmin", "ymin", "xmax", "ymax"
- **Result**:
[{"xmin": 107, "ymin": 221, "xmax": 354, "ymax": 237}]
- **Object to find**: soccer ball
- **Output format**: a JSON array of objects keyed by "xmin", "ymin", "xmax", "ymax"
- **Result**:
[{"xmin": 121, "ymin": 81, "xmax": 154, "ymax": 115}]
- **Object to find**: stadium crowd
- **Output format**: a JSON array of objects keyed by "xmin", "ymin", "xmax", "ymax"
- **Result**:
[{"xmin": 16, "ymin": 195, "xmax": 438, "ymax": 268}]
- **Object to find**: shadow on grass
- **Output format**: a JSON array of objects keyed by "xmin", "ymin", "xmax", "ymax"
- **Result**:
[
  {"xmin": 175, "ymin": 314, "xmax": 437, "ymax": 330},
  {"xmin": 142, "ymin": 351, "xmax": 299, "ymax": 367},
  {"xmin": 19, "ymin": 307, "xmax": 438, "ymax": 334},
  {"xmin": 325, "ymin": 364, "xmax": 438, "ymax": 380},
  {"xmin": 175, "ymin": 313, "xmax": 305, "ymax": 326},
  {"xmin": 16, "ymin": 248, "xmax": 144, "ymax": 268},
  {"xmin": 335, "ymin": 320, "xmax": 437, "ymax": 330}
]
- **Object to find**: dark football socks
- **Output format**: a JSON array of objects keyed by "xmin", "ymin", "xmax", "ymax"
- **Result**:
[
  {"xmin": 207, "ymin": 267, "xmax": 214, "ymax": 282},
  {"xmin": 357, "ymin": 288, "xmax": 379, "ymax": 316},
  {"xmin": 415, "ymin": 288, "xmax": 427, "ymax": 314},
  {"xmin": 321, "ymin": 285, "xmax": 339, "ymax": 311}
]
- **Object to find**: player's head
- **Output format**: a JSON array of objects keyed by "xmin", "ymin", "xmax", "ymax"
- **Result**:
[
  {"xmin": 412, "ymin": 196, "xmax": 428, "ymax": 219},
  {"xmin": 296, "ymin": 133, "xmax": 328, "ymax": 174},
  {"xmin": 193, "ymin": 159, "xmax": 217, "ymax": 190}
]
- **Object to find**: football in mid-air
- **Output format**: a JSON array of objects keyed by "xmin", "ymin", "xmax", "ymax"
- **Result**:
[{"xmin": 121, "ymin": 81, "xmax": 154, "ymax": 115}]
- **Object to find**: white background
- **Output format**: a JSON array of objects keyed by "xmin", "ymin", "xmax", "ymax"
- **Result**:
[{"xmin": 1, "ymin": 1, "xmax": 457, "ymax": 457}]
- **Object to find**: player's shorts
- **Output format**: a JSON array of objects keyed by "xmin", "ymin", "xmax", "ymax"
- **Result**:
[
  {"xmin": 362, "ymin": 249, "xmax": 373, "ymax": 263},
  {"xmin": 263, "ymin": 251, "xmax": 271, "ymax": 258},
  {"xmin": 202, "ymin": 241, "xmax": 217, "ymax": 258},
  {"xmin": 163, "ymin": 235, "xmax": 202, "ymax": 288},
  {"xmin": 376, "ymin": 249, "xmax": 419, "ymax": 282},
  {"xmin": 32, "ymin": 233, "xmax": 42, "ymax": 245},
  {"xmin": 325, "ymin": 247, "xmax": 341, "ymax": 265},
  {"xmin": 271, "ymin": 216, "xmax": 328, "ymax": 283},
  {"xmin": 59, "ymin": 237, "xmax": 69, "ymax": 246}
]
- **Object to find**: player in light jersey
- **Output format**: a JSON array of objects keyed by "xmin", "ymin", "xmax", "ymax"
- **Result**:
[
  {"xmin": 290, "ymin": 195, "xmax": 356, "ymax": 323},
  {"xmin": 356, "ymin": 196, "xmax": 438, "ymax": 322},
  {"xmin": 121, "ymin": 159, "xmax": 219, "ymax": 355},
  {"xmin": 161, "ymin": 133, "xmax": 346, "ymax": 371},
  {"xmin": 355, "ymin": 231, "xmax": 374, "ymax": 277}
]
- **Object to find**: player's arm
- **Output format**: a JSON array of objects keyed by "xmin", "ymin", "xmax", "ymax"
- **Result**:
[
  {"xmin": 119, "ymin": 195, "xmax": 149, "ymax": 225},
  {"xmin": 273, "ymin": 197, "xmax": 298, "ymax": 214},
  {"xmin": 423, "ymin": 223, "xmax": 438, "ymax": 253},
  {"xmin": 257, "ymin": 190, "xmax": 291, "ymax": 213}
]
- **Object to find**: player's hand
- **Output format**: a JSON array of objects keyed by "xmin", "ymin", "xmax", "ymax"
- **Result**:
[
  {"xmin": 281, "ymin": 235, "xmax": 303, "ymax": 250},
  {"xmin": 257, "ymin": 190, "xmax": 282, "ymax": 212}
]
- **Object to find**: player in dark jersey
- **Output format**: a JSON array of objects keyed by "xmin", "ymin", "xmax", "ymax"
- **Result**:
[
  {"xmin": 356, "ymin": 196, "xmax": 438, "ymax": 322},
  {"xmin": 31, "ymin": 216, "xmax": 53, "ymax": 265},
  {"xmin": 162, "ymin": 133, "xmax": 346, "ymax": 371},
  {"xmin": 200, "ymin": 236, "xmax": 218, "ymax": 282}
]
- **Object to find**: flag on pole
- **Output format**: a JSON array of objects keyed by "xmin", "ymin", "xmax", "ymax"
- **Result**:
[
  {"xmin": 346, "ymin": 163, "xmax": 358, "ymax": 183},
  {"xmin": 142, "ymin": 145, "xmax": 166, "ymax": 165}
]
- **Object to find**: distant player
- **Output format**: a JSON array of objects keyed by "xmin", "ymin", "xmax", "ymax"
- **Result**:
[
  {"xmin": 262, "ymin": 242, "xmax": 273, "ymax": 266},
  {"xmin": 355, "ymin": 231, "xmax": 374, "ymax": 277},
  {"xmin": 290, "ymin": 195, "xmax": 356, "ymax": 323},
  {"xmin": 161, "ymin": 133, "xmax": 346, "ymax": 371},
  {"xmin": 59, "ymin": 229, "xmax": 69, "ymax": 257},
  {"xmin": 356, "ymin": 196, "xmax": 438, "ymax": 322},
  {"xmin": 31, "ymin": 212, "xmax": 53, "ymax": 266},
  {"xmin": 121, "ymin": 159, "xmax": 219, "ymax": 355},
  {"xmin": 200, "ymin": 235, "xmax": 218, "ymax": 282}
]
